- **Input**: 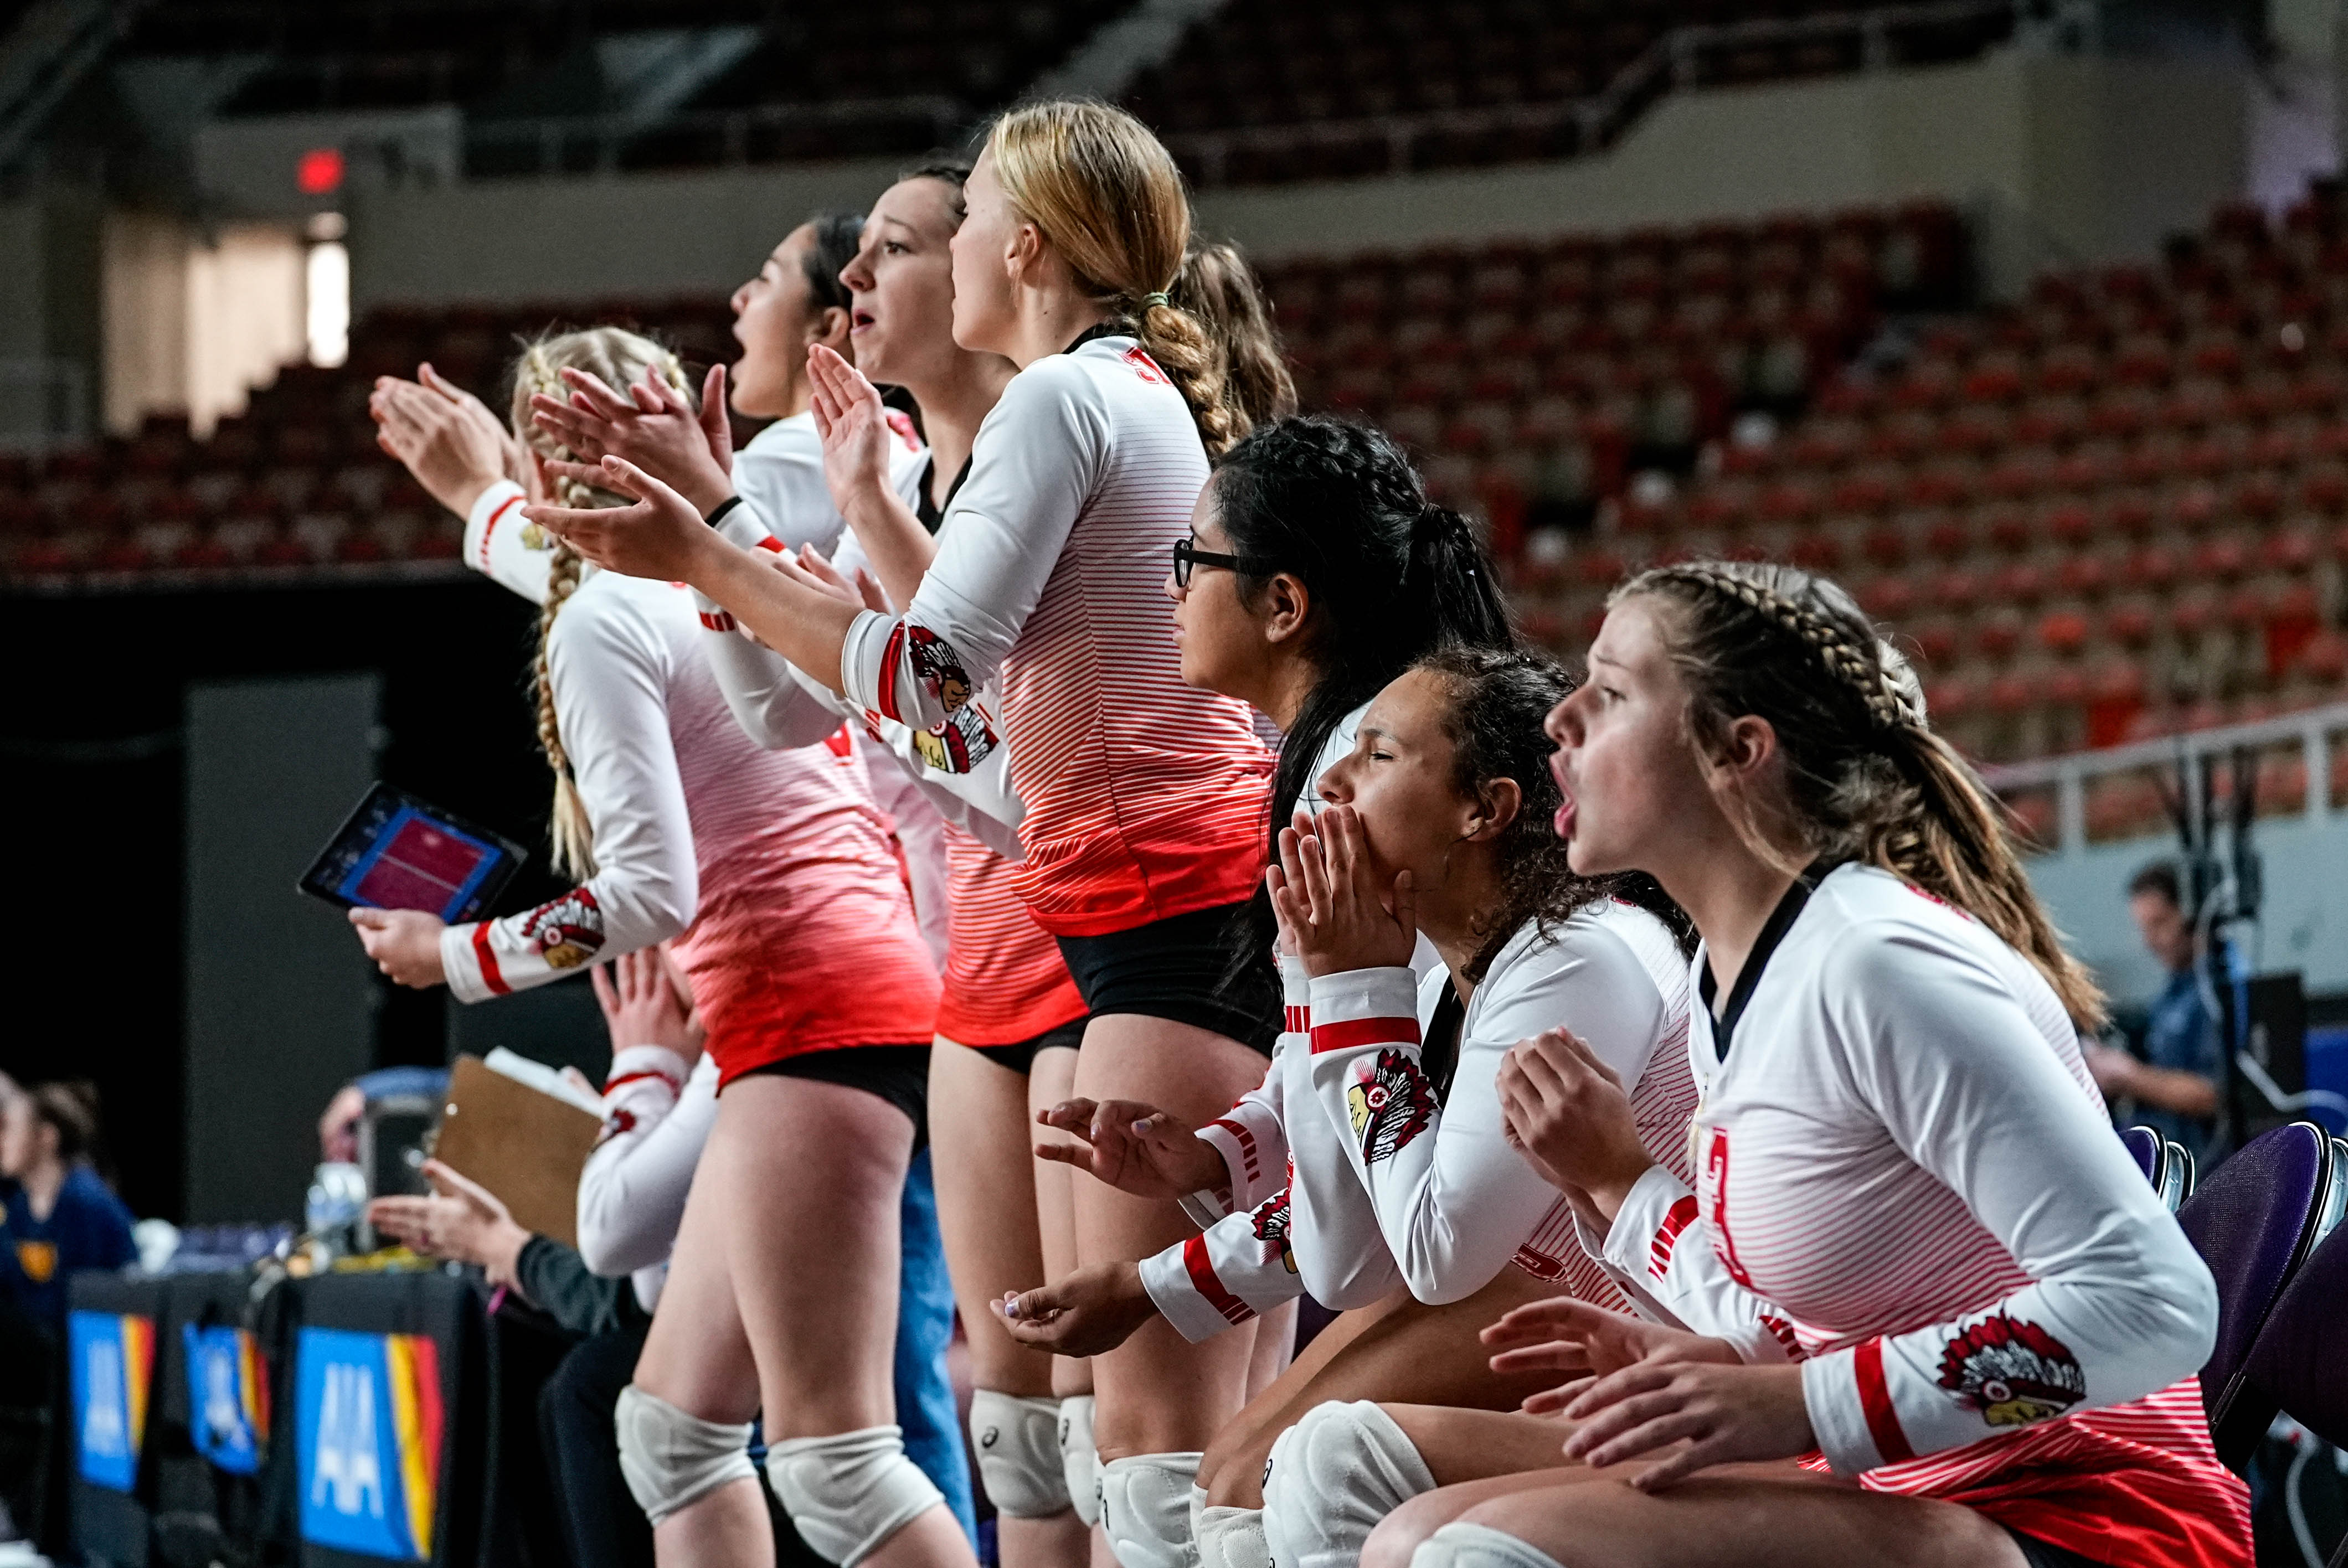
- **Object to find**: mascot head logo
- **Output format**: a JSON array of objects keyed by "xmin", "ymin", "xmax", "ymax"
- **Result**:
[
  {"xmin": 1250, "ymin": 1194, "xmax": 1296, "ymax": 1273},
  {"xmin": 1346, "ymin": 1049, "xmax": 1436, "ymax": 1164},
  {"xmin": 905, "ymin": 627, "xmax": 974, "ymax": 713},
  {"xmin": 521, "ymin": 888, "xmax": 606, "ymax": 969},
  {"xmin": 1935, "ymin": 1314, "xmax": 2086, "ymax": 1428}
]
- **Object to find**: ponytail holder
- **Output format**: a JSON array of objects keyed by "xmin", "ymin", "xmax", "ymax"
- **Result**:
[{"xmin": 1140, "ymin": 291, "xmax": 1171, "ymax": 309}]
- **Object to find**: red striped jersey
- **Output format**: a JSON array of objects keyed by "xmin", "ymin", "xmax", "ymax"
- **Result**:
[
  {"xmin": 440, "ymin": 488, "xmax": 940, "ymax": 1084},
  {"xmin": 840, "ymin": 336, "xmax": 1273, "ymax": 937},
  {"xmin": 1601, "ymin": 863, "xmax": 2248, "ymax": 1567},
  {"xmin": 935, "ymin": 823, "xmax": 1088, "ymax": 1048},
  {"xmin": 1138, "ymin": 902, "xmax": 1695, "ymax": 1342}
]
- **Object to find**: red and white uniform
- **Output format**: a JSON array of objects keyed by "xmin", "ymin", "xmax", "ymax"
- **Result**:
[
  {"xmin": 1595, "ymin": 863, "xmax": 2248, "ymax": 1567},
  {"xmin": 839, "ymin": 335, "xmax": 1273, "ymax": 936},
  {"xmin": 692, "ymin": 415, "xmax": 1084, "ymax": 1046},
  {"xmin": 1137, "ymin": 902, "xmax": 1695, "ymax": 1344},
  {"xmin": 442, "ymin": 478, "xmax": 941, "ymax": 1085},
  {"xmin": 576, "ymin": 1046, "xmax": 718, "ymax": 1312}
]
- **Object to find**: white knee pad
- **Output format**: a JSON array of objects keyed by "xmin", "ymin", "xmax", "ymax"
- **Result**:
[
  {"xmin": 765, "ymin": 1424, "xmax": 943, "ymax": 1566},
  {"xmin": 1195, "ymin": 1504, "xmax": 1270, "ymax": 1568},
  {"xmin": 1098, "ymin": 1452, "xmax": 1203, "ymax": 1568},
  {"xmin": 969, "ymin": 1390, "xmax": 1072, "ymax": 1518},
  {"xmin": 612, "ymin": 1384, "xmax": 758, "ymax": 1526},
  {"xmin": 1262, "ymin": 1402, "xmax": 1435, "ymax": 1568},
  {"xmin": 1410, "ymin": 1524, "xmax": 1566, "ymax": 1568},
  {"xmin": 1058, "ymin": 1393, "xmax": 1100, "ymax": 1525}
]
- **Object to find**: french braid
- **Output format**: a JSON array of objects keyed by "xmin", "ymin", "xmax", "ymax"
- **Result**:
[
  {"xmin": 1614, "ymin": 559, "xmax": 2105, "ymax": 1029},
  {"xmin": 506, "ymin": 327, "xmax": 694, "ymax": 880}
]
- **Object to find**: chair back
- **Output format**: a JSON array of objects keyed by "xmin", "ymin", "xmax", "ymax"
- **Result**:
[
  {"xmin": 2175, "ymin": 1121, "xmax": 2335, "ymax": 1468},
  {"xmin": 2159, "ymin": 1140, "xmax": 2193, "ymax": 1211},
  {"xmin": 2242, "ymin": 1222, "xmax": 2348, "ymax": 1452},
  {"xmin": 2120, "ymin": 1125, "xmax": 2163, "ymax": 1188}
]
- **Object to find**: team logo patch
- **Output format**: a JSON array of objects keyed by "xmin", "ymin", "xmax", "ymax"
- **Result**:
[
  {"xmin": 1346, "ymin": 1049, "xmax": 1436, "ymax": 1164},
  {"xmin": 905, "ymin": 627, "xmax": 975, "ymax": 713},
  {"xmin": 1935, "ymin": 1314, "xmax": 2085, "ymax": 1427},
  {"xmin": 1250, "ymin": 1193, "xmax": 1296, "ymax": 1273},
  {"xmin": 520, "ymin": 889, "xmax": 605, "ymax": 969},
  {"xmin": 912, "ymin": 704, "xmax": 998, "ymax": 775}
]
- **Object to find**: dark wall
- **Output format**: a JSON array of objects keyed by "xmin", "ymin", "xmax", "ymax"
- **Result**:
[{"xmin": 0, "ymin": 575, "xmax": 576, "ymax": 1222}]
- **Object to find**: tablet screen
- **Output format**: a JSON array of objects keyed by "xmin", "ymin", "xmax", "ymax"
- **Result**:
[{"xmin": 300, "ymin": 785, "xmax": 527, "ymax": 923}]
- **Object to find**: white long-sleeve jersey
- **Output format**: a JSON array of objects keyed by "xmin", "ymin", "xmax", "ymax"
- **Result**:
[
  {"xmin": 837, "ymin": 335, "xmax": 1271, "ymax": 937},
  {"xmin": 1137, "ymin": 902, "xmax": 1697, "ymax": 1343},
  {"xmin": 439, "ymin": 481, "xmax": 940, "ymax": 1074},
  {"xmin": 1594, "ymin": 863, "xmax": 2247, "ymax": 1566},
  {"xmin": 575, "ymin": 1045, "xmax": 717, "ymax": 1312}
]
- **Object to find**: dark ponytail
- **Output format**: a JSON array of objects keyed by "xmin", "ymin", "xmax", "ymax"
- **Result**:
[
  {"xmin": 801, "ymin": 209, "xmax": 867, "ymax": 314},
  {"xmin": 1211, "ymin": 416, "xmax": 1515, "ymax": 993}
]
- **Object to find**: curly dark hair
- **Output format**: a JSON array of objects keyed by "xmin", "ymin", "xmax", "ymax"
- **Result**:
[{"xmin": 1412, "ymin": 645, "xmax": 1693, "ymax": 979}]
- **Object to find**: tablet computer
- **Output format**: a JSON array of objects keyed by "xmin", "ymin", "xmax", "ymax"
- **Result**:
[{"xmin": 298, "ymin": 783, "xmax": 528, "ymax": 923}]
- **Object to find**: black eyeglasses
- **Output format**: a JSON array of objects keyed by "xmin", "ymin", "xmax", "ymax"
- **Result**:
[{"xmin": 1172, "ymin": 537, "xmax": 1260, "ymax": 588}]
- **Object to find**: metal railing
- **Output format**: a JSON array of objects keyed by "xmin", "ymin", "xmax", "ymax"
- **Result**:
[
  {"xmin": 461, "ymin": 92, "xmax": 969, "ymax": 180},
  {"xmin": 1162, "ymin": 0, "xmax": 2020, "ymax": 188},
  {"xmin": 1980, "ymin": 701, "xmax": 2348, "ymax": 857}
]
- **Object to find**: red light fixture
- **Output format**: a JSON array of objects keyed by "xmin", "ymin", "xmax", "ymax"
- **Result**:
[{"xmin": 297, "ymin": 147, "xmax": 346, "ymax": 196}]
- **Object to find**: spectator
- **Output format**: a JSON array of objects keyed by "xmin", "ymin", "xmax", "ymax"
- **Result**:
[
  {"xmin": 318, "ymin": 1066, "xmax": 452, "ymax": 1165},
  {"xmin": 0, "ymin": 1082, "xmax": 137, "ymax": 1334},
  {"xmin": 2086, "ymin": 860, "xmax": 2224, "ymax": 1161}
]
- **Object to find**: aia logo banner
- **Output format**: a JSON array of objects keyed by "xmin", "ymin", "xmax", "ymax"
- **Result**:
[
  {"xmin": 296, "ymin": 1328, "xmax": 444, "ymax": 1560},
  {"xmin": 69, "ymin": 1311, "xmax": 155, "ymax": 1493}
]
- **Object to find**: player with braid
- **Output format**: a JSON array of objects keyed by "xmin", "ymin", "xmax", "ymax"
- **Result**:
[
  {"xmin": 356, "ymin": 326, "xmax": 976, "ymax": 1568},
  {"xmin": 530, "ymin": 100, "xmax": 1304, "ymax": 1568},
  {"xmin": 1358, "ymin": 560, "xmax": 2245, "ymax": 1568}
]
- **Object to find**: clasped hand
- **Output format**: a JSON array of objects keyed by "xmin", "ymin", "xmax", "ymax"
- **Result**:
[
  {"xmin": 1494, "ymin": 1027, "xmax": 1654, "ymax": 1225},
  {"xmin": 530, "ymin": 364, "xmax": 735, "ymax": 517},
  {"xmin": 1267, "ymin": 807, "xmax": 1416, "ymax": 977},
  {"xmin": 1482, "ymin": 1296, "xmax": 1813, "ymax": 1489}
]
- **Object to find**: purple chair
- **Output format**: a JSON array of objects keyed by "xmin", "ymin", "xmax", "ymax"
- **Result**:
[
  {"xmin": 2121, "ymin": 1125, "xmax": 2163, "ymax": 1187},
  {"xmin": 2175, "ymin": 1121, "xmax": 2336, "ymax": 1469}
]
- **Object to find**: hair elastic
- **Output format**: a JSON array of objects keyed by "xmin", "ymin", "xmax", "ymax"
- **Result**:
[{"xmin": 1140, "ymin": 291, "xmax": 1171, "ymax": 308}]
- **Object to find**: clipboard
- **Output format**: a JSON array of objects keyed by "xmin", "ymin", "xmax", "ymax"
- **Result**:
[{"xmin": 430, "ymin": 1054, "xmax": 603, "ymax": 1249}]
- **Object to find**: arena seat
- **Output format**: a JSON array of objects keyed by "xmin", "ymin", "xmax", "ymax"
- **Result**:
[
  {"xmin": 2175, "ymin": 1121, "xmax": 2337, "ymax": 1469},
  {"xmin": 2238, "ymin": 1210, "xmax": 2348, "ymax": 1452}
]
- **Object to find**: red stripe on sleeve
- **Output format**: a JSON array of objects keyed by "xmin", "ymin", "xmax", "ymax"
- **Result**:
[
  {"xmin": 698, "ymin": 610, "xmax": 737, "ymax": 632},
  {"xmin": 1852, "ymin": 1337, "xmax": 1914, "ymax": 1464},
  {"xmin": 1648, "ymin": 1195, "xmax": 1701, "ymax": 1280},
  {"xmin": 1310, "ymin": 1017, "xmax": 1420, "ymax": 1055},
  {"xmin": 754, "ymin": 535, "xmax": 784, "ymax": 553},
  {"xmin": 469, "ymin": 922, "xmax": 510, "ymax": 996},
  {"xmin": 1206, "ymin": 1117, "xmax": 1259, "ymax": 1184},
  {"xmin": 476, "ymin": 493, "xmax": 522, "ymax": 571},
  {"xmin": 602, "ymin": 1069, "xmax": 680, "ymax": 1097},
  {"xmin": 1284, "ymin": 1005, "xmax": 1309, "ymax": 1033},
  {"xmin": 877, "ymin": 623, "xmax": 907, "ymax": 723},
  {"xmin": 1181, "ymin": 1235, "xmax": 1255, "ymax": 1326}
]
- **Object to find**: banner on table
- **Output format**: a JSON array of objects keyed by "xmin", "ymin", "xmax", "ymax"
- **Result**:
[
  {"xmin": 183, "ymin": 1323, "xmax": 271, "ymax": 1475},
  {"xmin": 69, "ymin": 1311, "xmax": 156, "ymax": 1493},
  {"xmin": 295, "ymin": 1327, "xmax": 444, "ymax": 1561}
]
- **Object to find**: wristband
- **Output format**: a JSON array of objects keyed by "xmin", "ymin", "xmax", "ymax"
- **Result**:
[{"xmin": 704, "ymin": 496, "xmax": 743, "ymax": 528}]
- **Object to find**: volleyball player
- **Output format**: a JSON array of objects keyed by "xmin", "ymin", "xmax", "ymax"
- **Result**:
[
  {"xmin": 357, "ymin": 327, "xmax": 972, "ymax": 1568},
  {"xmin": 527, "ymin": 100, "xmax": 1296, "ymax": 1568},
  {"xmin": 1363, "ymin": 561, "xmax": 2247, "ymax": 1568},
  {"xmin": 998, "ymin": 648, "xmax": 1697, "ymax": 1568}
]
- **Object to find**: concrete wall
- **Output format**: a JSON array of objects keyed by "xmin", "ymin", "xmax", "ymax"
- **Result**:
[{"xmin": 347, "ymin": 48, "xmax": 2252, "ymax": 312}]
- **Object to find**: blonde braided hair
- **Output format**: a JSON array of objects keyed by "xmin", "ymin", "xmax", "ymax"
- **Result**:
[
  {"xmin": 987, "ymin": 99, "xmax": 1250, "ymax": 456},
  {"xmin": 507, "ymin": 327, "xmax": 694, "ymax": 880},
  {"xmin": 1614, "ymin": 559, "xmax": 2105, "ymax": 1030}
]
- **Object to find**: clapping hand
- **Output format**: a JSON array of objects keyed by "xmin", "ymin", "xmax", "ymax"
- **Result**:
[
  {"xmin": 365, "ymin": 1159, "xmax": 532, "ymax": 1291},
  {"xmin": 370, "ymin": 365, "xmax": 518, "ymax": 517},
  {"xmin": 806, "ymin": 345, "xmax": 899, "ymax": 524},
  {"xmin": 1268, "ymin": 806, "xmax": 1417, "ymax": 977},
  {"xmin": 531, "ymin": 364, "xmax": 735, "ymax": 515},
  {"xmin": 524, "ymin": 455, "xmax": 711, "ymax": 582}
]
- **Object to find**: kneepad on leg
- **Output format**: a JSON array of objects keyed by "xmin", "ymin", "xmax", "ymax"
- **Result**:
[
  {"xmin": 1262, "ymin": 1402, "xmax": 1435, "ymax": 1568},
  {"xmin": 969, "ymin": 1390, "xmax": 1072, "ymax": 1518},
  {"xmin": 1194, "ymin": 1503, "xmax": 1270, "ymax": 1568},
  {"xmin": 613, "ymin": 1384, "xmax": 758, "ymax": 1527},
  {"xmin": 1098, "ymin": 1452, "xmax": 1203, "ymax": 1568},
  {"xmin": 765, "ymin": 1425, "xmax": 943, "ymax": 1567},
  {"xmin": 1410, "ymin": 1524, "xmax": 1566, "ymax": 1568},
  {"xmin": 1058, "ymin": 1393, "xmax": 1099, "ymax": 1526}
]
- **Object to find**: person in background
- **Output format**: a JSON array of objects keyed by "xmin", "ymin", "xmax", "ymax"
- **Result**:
[
  {"xmin": 2084, "ymin": 860, "xmax": 2223, "ymax": 1162},
  {"xmin": 0, "ymin": 1082, "xmax": 136, "ymax": 1334},
  {"xmin": 317, "ymin": 1066, "xmax": 452, "ymax": 1166}
]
